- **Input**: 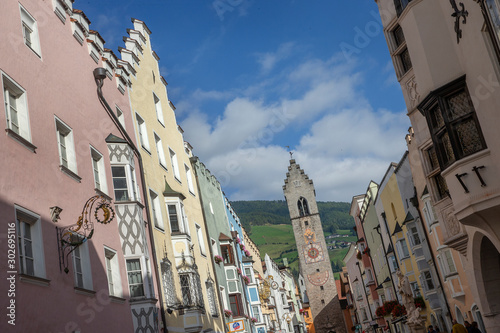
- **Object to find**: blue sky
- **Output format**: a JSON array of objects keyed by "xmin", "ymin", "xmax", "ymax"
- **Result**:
[{"xmin": 78, "ymin": 0, "xmax": 410, "ymax": 202}]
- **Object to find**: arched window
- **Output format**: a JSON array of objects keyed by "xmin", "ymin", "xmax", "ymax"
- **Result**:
[
  {"xmin": 161, "ymin": 258, "xmax": 176, "ymax": 307},
  {"xmin": 206, "ymin": 278, "xmax": 218, "ymax": 316},
  {"xmin": 298, "ymin": 197, "xmax": 310, "ymax": 217}
]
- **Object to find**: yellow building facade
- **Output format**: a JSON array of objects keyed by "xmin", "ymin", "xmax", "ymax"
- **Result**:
[{"xmin": 121, "ymin": 18, "xmax": 224, "ymax": 333}]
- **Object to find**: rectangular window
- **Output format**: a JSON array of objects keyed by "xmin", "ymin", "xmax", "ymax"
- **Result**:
[
  {"xmin": 150, "ymin": 190, "xmax": 164, "ymax": 230},
  {"xmin": 20, "ymin": 5, "xmax": 41, "ymax": 56},
  {"xmin": 17, "ymin": 218, "xmax": 34, "ymax": 276},
  {"xmin": 390, "ymin": 24, "xmax": 412, "ymax": 77},
  {"xmin": 169, "ymin": 149, "xmax": 180, "ymax": 181},
  {"xmin": 112, "ymin": 166, "xmax": 129, "ymax": 201},
  {"xmin": 195, "ymin": 224, "xmax": 206, "ymax": 256},
  {"xmin": 220, "ymin": 244, "xmax": 235, "ymax": 265},
  {"xmin": 409, "ymin": 226, "xmax": 421, "ymax": 246},
  {"xmin": 444, "ymin": 249, "xmax": 457, "ymax": 275},
  {"xmin": 91, "ymin": 147, "xmax": 107, "ymax": 193},
  {"xmin": 393, "ymin": 0, "xmax": 413, "ymax": 17},
  {"xmin": 55, "ymin": 118, "xmax": 77, "ymax": 174},
  {"xmin": 2, "ymin": 73, "xmax": 32, "ymax": 142},
  {"xmin": 229, "ymin": 293, "xmax": 243, "ymax": 316},
  {"xmin": 168, "ymin": 204, "xmax": 180, "ymax": 233},
  {"xmin": 104, "ymin": 248, "xmax": 122, "ymax": 296},
  {"xmin": 154, "ymin": 133, "xmax": 167, "ymax": 169},
  {"xmin": 397, "ymin": 239, "xmax": 410, "ymax": 259},
  {"xmin": 419, "ymin": 76, "xmax": 486, "ymax": 170},
  {"xmin": 71, "ymin": 234, "xmax": 93, "ymax": 290},
  {"xmin": 422, "ymin": 270, "xmax": 435, "ymax": 291},
  {"xmin": 153, "ymin": 93, "xmax": 164, "ymax": 125},
  {"xmin": 116, "ymin": 105, "xmax": 125, "ymax": 129},
  {"xmin": 180, "ymin": 273, "xmax": 193, "ymax": 305},
  {"xmin": 15, "ymin": 208, "xmax": 45, "ymax": 278},
  {"xmin": 244, "ymin": 267, "xmax": 253, "ymax": 283},
  {"xmin": 126, "ymin": 259, "xmax": 145, "ymax": 297},
  {"xmin": 185, "ymin": 164, "xmax": 195, "ymax": 194},
  {"xmin": 252, "ymin": 305, "xmax": 261, "ymax": 322},
  {"xmin": 135, "ymin": 113, "xmax": 150, "ymax": 152}
]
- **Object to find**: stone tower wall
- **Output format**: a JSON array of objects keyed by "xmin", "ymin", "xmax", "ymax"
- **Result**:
[{"xmin": 283, "ymin": 160, "xmax": 346, "ymax": 333}]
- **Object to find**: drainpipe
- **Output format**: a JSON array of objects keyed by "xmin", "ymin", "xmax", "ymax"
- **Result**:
[
  {"xmin": 93, "ymin": 68, "xmax": 167, "ymax": 332},
  {"xmin": 410, "ymin": 190, "xmax": 453, "ymax": 329}
]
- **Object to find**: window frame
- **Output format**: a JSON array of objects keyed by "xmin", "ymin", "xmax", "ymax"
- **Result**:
[
  {"xmin": 111, "ymin": 164, "xmax": 138, "ymax": 202},
  {"xmin": 104, "ymin": 247, "xmax": 122, "ymax": 297},
  {"xmin": 153, "ymin": 92, "xmax": 165, "ymax": 126},
  {"xmin": 115, "ymin": 105, "xmax": 125, "ymax": 129},
  {"xmin": 126, "ymin": 258, "xmax": 145, "ymax": 298},
  {"xmin": 169, "ymin": 148, "xmax": 181, "ymax": 181},
  {"xmin": 90, "ymin": 146, "xmax": 108, "ymax": 194},
  {"xmin": 229, "ymin": 293, "xmax": 244, "ymax": 317},
  {"xmin": 150, "ymin": 189, "xmax": 164, "ymax": 231},
  {"xmin": 166, "ymin": 199, "xmax": 190, "ymax": 235},
  {"xmin": 185, "ymin": 163, "xmax": 195, "ymax": 195},
  {"xmin": 19, "ymin": 4, "xmax": 41, "ymax": 57},
  {"xmin": 389, "ymin": 24, "xmax": 412, "ymax": 78},
  {"xmin": 195, "ymin": 223, "xmax": 206, "ymax": 256},
  {"xmin": 2, "ymin": 73, "xmax": 32, "ymax": 144},
  {"xmin": 418, "ymin": 76, "xmax": 487, "ymax": 170},
  {"xmin": 154, "ymin": 132, "xmax": 167, "ymax": 169},
  {"xmin": 55, "ymin": 117, "xmax": 78, "ymax": 175},
  {"xmin": 135, "ymin": 112, "xmax": 150, "ymax": 153},
  {"xmin": 220, "ymin": 243, "xmax": 235, "ymax": 265},
  {"xmin": 71, "ymin": 234, "xmax": 93, "ymax": 290}
]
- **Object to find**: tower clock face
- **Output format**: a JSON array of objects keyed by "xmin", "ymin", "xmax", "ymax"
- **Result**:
[{"xmin": 303, "ymin": 242, "xmax": 324, "ymax": 263}]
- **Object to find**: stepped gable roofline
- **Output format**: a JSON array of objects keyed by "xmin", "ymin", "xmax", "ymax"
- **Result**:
[
  {"xmin": 392, "ymin": 222, "xmax": 403, "ymax": 235},
  {"xmin": 163, "ymin": 178, "xmax": 186, "ymax": 200},
  {"xmin": 219, "ymin": 233, "xmax": 232, "ymax": 242},
  {"xmin": 122, "ymin": 36, "xmax": 143, "ymax": 53},
  {"xmin": 105, "ymin": 133, "xmax": 127, "ymax": 144},
  {"xmin": 127, "ymin": 28, "xmax": 146, "ymax": 44},
  {"xmin": 283, "ymin": 158, "xmax": 313, "ymax": 187},
  {"xmin": 132, "ymin": 18, "xmax": 152, "ymax": 35},
  {"xmin": 89, "ymin": 30, "xmax": 105, "ymax": 43},
  {"xmin": 402, "ymin": 211, "xmax": 414, "ymax": 225},
  {"xmin": 72, "ymin": 9, "xmax": 91, "ymax": 24},
  {"xmin": 160, "ymin": 76, "xmax": 168, "ymax": 86},
  {"xmin": 152, "ymin": 51, "xmax": 160, "ymax": 61}
]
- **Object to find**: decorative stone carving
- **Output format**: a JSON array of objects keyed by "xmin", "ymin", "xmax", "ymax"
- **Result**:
[
  {"xmin": 396, "ymin": 270, "xmax": 425, "ymax": 328},
  {"xmin": 444, "ymin": 207, "xmax": 461, "ymax": 236},
  {"xmin": 406, "ymin": 76, "xmax": 420, "ymax": 107}
]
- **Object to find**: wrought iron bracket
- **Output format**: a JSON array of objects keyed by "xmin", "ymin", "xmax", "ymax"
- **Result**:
[
  {"xmin": 472, "ymin": 165, "xmax": 486, "ymax": 187},
  {"xmin": 455, "ymin": 173, "xmax": 469, "ymax": 193},
  {"xmin": 56, "ymin": 195, "xmax": 115, "ymax": 273},
  {"xmin": 450, "ymin": 0, "xmax": 469, "ymax": 43}
]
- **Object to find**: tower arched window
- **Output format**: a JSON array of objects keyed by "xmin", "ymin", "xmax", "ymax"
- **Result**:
[{"xmin": 298, "ymin": 197, "xmax": 310, "ymax": 217}]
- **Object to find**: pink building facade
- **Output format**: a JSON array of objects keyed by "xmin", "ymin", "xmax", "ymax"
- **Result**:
[{"xmin": 1, "ymin": 0, "xmax": 160, "ymax": 331}]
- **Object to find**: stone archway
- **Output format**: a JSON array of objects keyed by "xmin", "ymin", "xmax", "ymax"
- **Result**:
[{"xmin": 480, "ymin": 237, "xmax": 500, "ymax": 315}]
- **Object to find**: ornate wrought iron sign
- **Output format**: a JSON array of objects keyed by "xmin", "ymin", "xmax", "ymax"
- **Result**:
[
  {"xmin": 450, "ymin": 0, "xmax": 469, "ymax": 43},
  {"xmin": 56, "ymin": 195, "xmax": 115, "ymax": 273}
]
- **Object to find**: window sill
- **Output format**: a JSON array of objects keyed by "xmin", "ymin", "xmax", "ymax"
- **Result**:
[
  {"xmin": 19, "ymin": 274, "xmax": 50, "ymax": 287},
  {"xmin": 5, "ymin": 129, "xmax": 37, "ymax": 153},
  {"xmin": 141, "ymin": 146, "xmax": 151, "ymax": 155},
  {"xmin": 129, "ymin": 297, "xmax": 158, "ymax": 304},
  {"xmin": 444, "ymin": 272, "xmax": 459, "ymax": 280},
  {"xmin": 174, "ymin": 176, "xmax": 182, "ymax": 185},
  {"xmin": 110, "ymin": 295, "xmax": 127, "ymax": 304},
  {"xmin": 114, "ymin": 199, "xmax": 145, "ymax": 208},
  {"xmin": 160, "ymin": 163, "xmax": 168, "ymax": 172},
  {"xmin": 60, "ymin": 165, "xmax": 82, "ymax": 182},
  {"xmin": 189, "ymin": 190, "xmax": 196, "ymax": 197},
  {"xmin": 154, "ymin": 226, "xmax": 165, "ymax": 233},
  {"xmin": 94, "ymin": 188, "xmax": 112, "ymax": 201},
  {"xmin": 25, "ymin": 44, "xmax": 42, "ymax": 59},
  {"xmin": 74, "ymin": 287, "xmax": 96, "ymax": 296}
]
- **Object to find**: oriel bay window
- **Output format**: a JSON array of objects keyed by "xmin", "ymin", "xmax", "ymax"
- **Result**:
[
  {"xmin": 179, "ymin": 270, "xmax": 205, "ymax": 309},
  {"xmin": 418, "ymin": 76, "xmax": 486, "ymax": 170},
  {"xmin": 126, "ymin": 259, "xmax": 145, "ymax": 298},
  {"xmin": 220, "ymin": 243, "xmax": 235, "ymax": 265},
  {"xmin": 111, "ymin": 165, "xmax": 139, "ymax": 202}
]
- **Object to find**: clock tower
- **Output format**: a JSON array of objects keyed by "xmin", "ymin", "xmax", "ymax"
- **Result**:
[{"xmin": 283, "ymin": 159, "xmax": 346, "ymax": 333}]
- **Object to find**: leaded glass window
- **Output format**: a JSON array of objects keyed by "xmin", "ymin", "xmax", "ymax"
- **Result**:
[
  {"xmin": 161, "ymin": 259, "xmax": 176, "ymax": 306},
  {"xmin": 298, "ymin": 197, "xmax": 310, "ymax": 217},
  {"xmin": 206, "ymin": 279, "xmax": 218, "ymax": 316},
  {"xmin": 419, "ymin": 76, "xmax": 486, "ymax": 170}
]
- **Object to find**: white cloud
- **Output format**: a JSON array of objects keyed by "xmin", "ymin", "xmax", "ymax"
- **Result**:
[
  {"xmin": 255, "ymin": 42, "xmax": 295, "ymax": 73},
  {"xmin": 180, "ymin": 53, "xmax": 409, "ymax": 202}
]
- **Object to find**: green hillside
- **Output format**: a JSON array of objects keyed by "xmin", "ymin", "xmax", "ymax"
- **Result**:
[{"xmin": 230, "ymin": 200, "xmax": 356, "ymax": 278}]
